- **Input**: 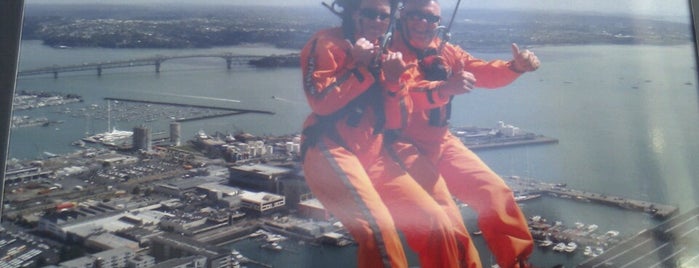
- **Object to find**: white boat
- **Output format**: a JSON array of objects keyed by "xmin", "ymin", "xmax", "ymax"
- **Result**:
[
  {"xmin": 564, "ymin": 242, "xmax": 578, "ymax": 253},
  {"xmin": 587, "ymin": 224, "xmax": 599, "ymax": 232},
  {"xmin": 230, "ymin": 249, "xmax": 243, "ymax": 260},
  {"xmin": 539, "ymin": 240, "xmax": 553, "ymax": 247},
  {"xmin": 583, "ymin": 246, "xmax": 592, "ymax": 256},
  {"xmin": 82, "ymin": 128, "xmax": 133, "ymax": 145},
  {"xmin": 514, "ymin": 194, "xmax": 541, "ymax": 202},
  {"xmin": 261, "ymin": 241, "xmax": 283, "ymax": 251},
  {"xmin": 265, "ymin": 234, "xmax": 287, "ymax": 243},
  {"xmin": 249, "ymin": 229, "xmax": 267, "ymax": 238},
  {"xmin": 605, "ymin": 230, "xmax": 619, "ymax": 237},
  {"xmin": 553, "ymin": 242, "xmax": 566, "ymax": 252},
  {"xmin": 595, "ymin": 247, "xmax": 605, "ymax": 255}
]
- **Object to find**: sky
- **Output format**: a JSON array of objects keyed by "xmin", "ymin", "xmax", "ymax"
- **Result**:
[{"xmin": 25, "ymin": 0, "xmax": 694, "ymax": 19}]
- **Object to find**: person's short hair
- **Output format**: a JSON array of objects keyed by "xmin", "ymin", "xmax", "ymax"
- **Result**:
[
  {"xmin": 334, "ymin": 0, "xmax": 360, "ymax": 13},
  {"xmin": 403, "ymin": 0, "xmax": 438, "ymax": 8}
]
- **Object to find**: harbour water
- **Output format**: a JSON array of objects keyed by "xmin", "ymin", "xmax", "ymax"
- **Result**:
[{"xmin": 9, "ymin": 39, "xmax": 699, "ymax": 267}]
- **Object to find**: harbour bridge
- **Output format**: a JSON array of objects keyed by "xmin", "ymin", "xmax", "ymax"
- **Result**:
[{"xmin": 17, "ymin": 53, "xmax": 265, "ymax": 78}]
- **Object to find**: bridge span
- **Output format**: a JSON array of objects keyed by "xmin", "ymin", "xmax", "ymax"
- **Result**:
[{"xmin": 18, "ymin": 53, "xmax": 265, "ymax": 78}]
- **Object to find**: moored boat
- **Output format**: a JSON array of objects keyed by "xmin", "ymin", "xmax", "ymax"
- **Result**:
[
  {"xmin": 539, "ymin": 239, "xmax": 553, "ymax": 247},
  {"xmin": 553, "ymin": 242, "xmax": 566, "ymax": 252}
]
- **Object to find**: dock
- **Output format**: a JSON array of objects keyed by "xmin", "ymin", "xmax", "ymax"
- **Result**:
[
  {"xmin": 466, "ymin": 135, "xmax": 559, "ymax": 150},
  {"xmin": 503, "ymin": 176, "xmax": 678, "ymax": 219},
  {"xmin": 452, "ymin": 122, "xmax": 559, "ymax": 151}
]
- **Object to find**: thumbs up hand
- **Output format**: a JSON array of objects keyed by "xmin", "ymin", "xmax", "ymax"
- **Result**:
[{"xmin": 510, "ymin": 43, "xmax": 540, "ymax": 73}]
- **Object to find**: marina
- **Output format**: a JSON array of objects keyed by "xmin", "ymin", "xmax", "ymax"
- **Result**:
[
  {"xmin": 10, "ymin": 115, "xmax": 55, "ymax": 129},
  {"xmin": 11, "ymin": 91, "xmax": 82, "ymax": 111},
  {"xmin": 528, "ymin": 215, "xmax": 621, "ymax": 255}
]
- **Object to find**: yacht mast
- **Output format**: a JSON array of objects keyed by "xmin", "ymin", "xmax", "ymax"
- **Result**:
[{"xmin": 107, "ymin": 99, "xmax": 111, "ymax": 132}]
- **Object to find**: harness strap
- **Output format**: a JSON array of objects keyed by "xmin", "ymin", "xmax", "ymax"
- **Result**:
[{"xmin": 401, "ymin": 29, "xmax": 454, "ymax": 127}]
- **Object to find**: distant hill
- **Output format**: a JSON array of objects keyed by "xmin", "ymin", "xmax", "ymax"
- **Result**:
[{"xmin": 21, "ymin": 4, "xmax": 693, "ymax": 51}]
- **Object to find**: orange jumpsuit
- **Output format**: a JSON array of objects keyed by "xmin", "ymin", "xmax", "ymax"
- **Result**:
[
  {"xmin": 300, "ymin": 27, "xmax": 472, "ymax": 268},
  {"xmin": 389, "ymin": 33, "xmax": 535, "ymax": 268}
]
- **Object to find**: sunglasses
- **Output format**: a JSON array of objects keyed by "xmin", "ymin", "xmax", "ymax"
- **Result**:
[
  {"xmin": 359, "ymin": 8, "xmax": 391, "ymax": 21},
  {"xmin": 404, "ymin": 10, "xmax": 441, "ymax": 24}
]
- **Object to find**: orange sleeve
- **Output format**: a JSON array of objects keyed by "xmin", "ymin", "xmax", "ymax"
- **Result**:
[
  {"xmin": 409, "ymin": 79, "xmax": 450, "ymax": 110},
  {"xmin": 300, "ymin": 29, "xmax": 376, "ymax": 116},
  {"xmin": 404, "ymin": 59, "xmax": 450, "ymax": 110},
  {"xmin": 405, "ymin": 44, "xmax": 522, "ymax": 111},
  {"xmin": 449, "ymin": 44, "xmax": 521, "ymax": 89}
]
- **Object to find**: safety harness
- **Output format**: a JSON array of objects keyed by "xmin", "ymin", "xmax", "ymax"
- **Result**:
[
  {"xmin": 399, "ymin": 28, "xmax": 453, "ymax": 127},
  {"xmin": 300, "ymin": 38, "xmax": 387, "ymax": 161}
]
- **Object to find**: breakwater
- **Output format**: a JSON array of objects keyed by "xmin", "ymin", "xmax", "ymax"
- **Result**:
[{"xmin": 504, "ymin": 176, "xmax": 678, "ymax": 218}]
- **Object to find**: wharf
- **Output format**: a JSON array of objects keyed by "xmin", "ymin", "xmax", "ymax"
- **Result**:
[
  {"xmin": 466, "ymin": 135, "xmax": 559, "ymax": 150},
  {"xmin": 503, "ymin": 176, "xmax": 678, "ymax": 219},
  {"xmin": 452, "ymin": 122, "xmax": 559, "ymax": 151}
]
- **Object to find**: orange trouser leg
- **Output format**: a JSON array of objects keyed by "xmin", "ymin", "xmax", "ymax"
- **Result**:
[
  {"xmin": 391, "ymin": 141, "xmax": 482, "ymax": 268},
  {"xmin": 426, "ymin": 133, "xmax": 534, "ymax": 268},
  {"xmin": 304, "ymin": 140, "xmax": 408, "ymax": 268},
  {"xmin": 368, "ymin": 151, "xmax": 461, "ymax": 268}
]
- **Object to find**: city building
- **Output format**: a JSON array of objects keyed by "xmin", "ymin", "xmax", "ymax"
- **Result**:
[
  {"xmin": 194, "ymin": 182, "xmax": 243, "ymax": 208},
  {"xmin": 239, "ymin": 191, "xmax": 285, "ymax": 216},
  {"xmin": 127, "ymin": 254, "xmax": 156, "ymax": 268},
  {"xmin": 59, "ymin": 247, "xmax": 137, "ymax": 268},
  {"xmin": 228, "ymin": 163, "xmax": 292, "ymax": 193},
  {"xmin": 85, "ymin": 232, "xmax": 140, "ymax": 252},
  {"xmin": 149, "ymin": 233, "xmax": 230, "ymax": 268},
  {"xmin": 169, "ymin": 122, "xmax": 181, "ymax": 146},
  {"xmin": 132, "ymin": 125, "xmax": 152, "ymax": 152},
  {"xmin": 151, "ymin": 255, "xmax": 206, "ymax": 268},
  {"xmin": 3, "ymin": 166, "xmax": 51, "ymax": 185},
  {"xmin": 297, "ymin": 197, "xmax": 330, "ymax": 221},
  {"xmin": 38, "ymin": 200, "xmax": 173, "ymax": 243},
  {"xmin": 154, "ymin": 176, "xmax": 227, "ymax": 197}
]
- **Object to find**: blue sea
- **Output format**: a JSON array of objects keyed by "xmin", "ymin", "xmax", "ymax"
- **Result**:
[{"xmin": 9, "ymin": 40, "xmax": 699, "ymax": 267}]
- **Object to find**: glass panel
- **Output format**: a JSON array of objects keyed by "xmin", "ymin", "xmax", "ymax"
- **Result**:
[{"xmin": 2, "ymin": 0, "xmax": 699, "ymax": 267}]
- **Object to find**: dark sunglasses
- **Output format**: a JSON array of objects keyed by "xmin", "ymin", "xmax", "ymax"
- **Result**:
[
  {"xmin": 404, "ymin": 10, "xmax": 441, "ymax": 24},
  {"xmin": 359, "ymin": 8, "xmax": 391, "ymax": 21}
]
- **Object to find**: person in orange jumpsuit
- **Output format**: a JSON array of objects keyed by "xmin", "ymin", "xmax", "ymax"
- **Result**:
[
  {"xmin": 386, "ymin": 0, "xmax": 542, "ymax": 267},
  {"xmin": 300, "ymin": 0, "xmax": 474, "ymax": 267}
]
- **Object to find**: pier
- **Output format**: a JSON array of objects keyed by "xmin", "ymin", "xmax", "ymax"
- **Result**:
[
  {"xmin": 452, "ymin": 122, "xmax": 559, "ymax": 151},
  {"xmin": 467, "ymin": 135, "xmax": 559, "ymax": 150},
  {"xmin": 503, "ymin": 176, "xmax": 678, "ymax": 218}
]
